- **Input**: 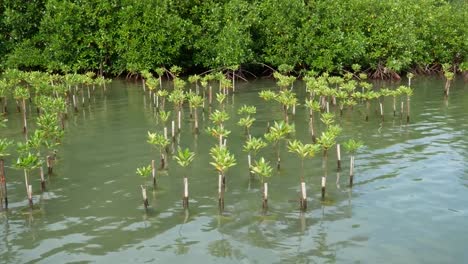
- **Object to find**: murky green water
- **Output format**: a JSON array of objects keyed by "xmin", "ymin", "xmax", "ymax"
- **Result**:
[{"xmin": 1, "ymin": 77, "xmax": 467, "ymax": 263}]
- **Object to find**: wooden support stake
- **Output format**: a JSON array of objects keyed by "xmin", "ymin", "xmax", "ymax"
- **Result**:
[{"xmin": 336, "ymin": 144, "xmax": 341, "ymax": 171}]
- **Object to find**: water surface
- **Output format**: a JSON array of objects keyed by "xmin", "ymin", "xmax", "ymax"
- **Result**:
[{"xmin": 1, "ymin": 77, "xmax": 467, "ymax": 263}]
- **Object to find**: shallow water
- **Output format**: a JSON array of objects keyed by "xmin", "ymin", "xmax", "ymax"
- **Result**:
[{"xmin": 1, "ymin": 77, "xmax": 467, "ymax": 263}]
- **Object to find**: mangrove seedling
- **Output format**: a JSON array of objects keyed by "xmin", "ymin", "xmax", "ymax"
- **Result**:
[
  {"xmin": 264, "ymin": 121, "xmax": 295, "ymax": 170},
  {"xmin": 250, "ymin": 157, "xmax": 273, "ymax": 210},
  {"xmin": 136, "ymin": 165, "xmax": 152, "ymax": 209},
  {"xmin": 188, "ymin": 94, "xmax": 203, "ymax": 134},
  {"xmin": 442, "ymin": 64, "xmax": 454, "ymax": 96},
  {"xmin": 288, "ymin": 140, "xmax": 320, "ymax": 210},
  {"xmin": 13, "ymin": 87, "xmax": 30, "ymax": 134},
  {"xmin": 209, "ymin": 146, "xmax": 236, "ymax": 211},
  {"xmin": 15, "ymin": 152, "xmax": 40, "ymax": 208},
  {"xmin": 344, "ymin": 139, "xmax": 364, "ymax": 186},
  {"xmin": 173, "ymin": 147, "xmax": 195, "ymax": 208},
  {"xmin": 147, "ymin": 131, "xmax": 170, "ymax": 171},
  {"xmin": 243, "ymin": 137, "xmax": 267, "ymax": 174}
]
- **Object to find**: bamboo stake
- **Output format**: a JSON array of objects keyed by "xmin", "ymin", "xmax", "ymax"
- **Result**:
[
  {"xmin": 151, "ymin": 160, "xmax": 156, "ymax": 187},
  {"xmin": 183, "ymin": 177, "xmax": 189, "ymax": 208},
  {"xmin": 300, "ymin": 181, "xmax": 307, "ymax": 210},
  {"xmin": 40, "ymin": 166, "xmax": 46, "ymax": 191},
  {"xmin": 349, "ymin": 156, "xmax": 355, "ymax": 186},
  {"xmin": 336, "ymin": 144, "xmax": 341, "ymax": 171},
  {"xmin": 141, "ymin": 185, "xmax": 148, "ymax": 209}
]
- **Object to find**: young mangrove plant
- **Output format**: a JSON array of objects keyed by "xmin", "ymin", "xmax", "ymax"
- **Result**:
[
  {"xmin": 147, "ymin": 131, "xmax": 170, "ymax": 174},
  {"xmin": 243, "ymin": 137, "xmax": 267, "ymax": 175},
  {"xmin": 15, "ymin": 152, "xmax": 40, "ymax": 208},
  {"xmin": 188, "ymin": 93, "xmax": 203, "ymax": 134},
  {"xmin": 264, "ymin": 121, "xmax": 295, "ymax": 170},
  {"xmin": 209, "ymin": 146, "xmax": 236, "ymax": 211},
  {"xmin": 397, "ymin": 85, "xmax": 413, "ymax": 123},
  {"xmin": 288, "ymin": 140, "xmax": 320, "ymax": 210},
  {"xmin": 206, "ymin": 125, "xmax": 231, "ymax": 147},
  {"xmin": 304, "ymin": 99, "xmax": 321, "ymax": 142},
  {"xmin": 0, "ymin": 139, "xmax": 13, "ymax": 209},
  {"xmin": 344, "ymin": 139, "xmax": 364, "ymax": 186},
  {"xmin": 173, "ymin": 147, "xmax": 195, "ymax": 208},
  {"xmin": 136, "ymin": 165, "xmax": 152, "ymax": 210},
  {"xmin": 442, "ymin": 64, "xmax": 454, "ymax": 96},
  {"xmin": 237, "ymin": 105, "xmax": 256, "ymax": 137},
  {"xmin": 13, "ymin": 87, "xmax": 30, "ymax": 134},
  {"xmin": 250, "ymin": 157, "xmax": 273, "ymax": 210}
]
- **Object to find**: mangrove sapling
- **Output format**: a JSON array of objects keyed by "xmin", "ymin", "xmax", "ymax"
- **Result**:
[
  {"xmin": 188, "ymin": 94, "xmax": 203, "ymax": 134},
  {"xmin": 379, "ymin": 88, "xmax": 393, "ymax": 122},
  {"xmin": 140, "ymin": 70, "xmax": 152, "ymax": 92},
  {"xmin": 407, "ymin": 72, "xmax": 414, "ymax": 88},
  {"xmin": 304, "ymin": 99, "xmax": 321, "ymax": 142},
  {"xmin": 147, "ymin": 131, "xmax": 170, "ymax": 172},
  {"xmin": 206, "ymin": 126, "xmax": 231, "ymax": 147},
  {"xmin": 173, "ymin": 147, "xmax": 195, "ymax": 208},
  {"xmin": 264, "ymin": 121, "xmax": 295, "ymax": 170},
  {"xmin": 0, "ymin": 139, "xmax": 13, "ymax": 209},
  {"xmin": 155, "ymin": 67, "xmax": 166, "ymax": 89},
  {"xmin": 13, "ymin": 87, "xmax": 30, "ymax": 134},
  {"xmin": 216, "ymin": 93, "xmax": 227, "ymax": 110},
  {"xmin": 168, "ymin": 88, "xmax": 186, "ymax": 132},
  {"xmin": 343, "ymin": 139, "xmax": 364, "ymax": 186},
  {"xmin": 317, "ymin": 124, "xmax": 341, "ymax": 199},
  {"xmin": 287, "ymin": 140, "xmax": 320, "ymax": 210},
  {"xmin": 188, "ymin": 74, "xmax": 201, "ymax": 95},
  {"xmin": 243, "ymin": 137, "xmax": 267, "ymax": 175},
  {"xmin": 250, "ymin": 158, "xmax": 273, "ymax": 210},
  {"xmin": 136, "ymin": 165, "xmax": 152, "ymax": 209},
  {"xmin": 156, "ymin": 89, "xmax": 169, "ymax": 111},
  {"xmin": 238, "ymin": 116, "xmax": 255, "ymax": 138},
  {"xmin": 258, "ymin": 90, "xmax": 277, "ymax": 102},
  {"xmin": 237, "ymin": 105, "xmax": 256, "ymax": 137},
  {"xmin": 209, "ymin": 146, "xmax": 236, "ymax": 211},
  {"xmin": 442, "ymin": 64, "xmax": 454, "ymax": 96},
  {"xmin": 158, "ymin": 110, "xmax": 171, "ymax": 143},
  {"xmin": 397, "ymin": 86, "xmax": 413, "ymax": 123},
  {"xmin": 15, "ymin": 152, "xmax": 40, "ymax": 208}
]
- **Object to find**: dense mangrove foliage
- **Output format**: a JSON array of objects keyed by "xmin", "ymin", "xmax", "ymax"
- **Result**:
[{"xmin": 0, "ymin": 0, "xmax": 466, "ymax": 77}]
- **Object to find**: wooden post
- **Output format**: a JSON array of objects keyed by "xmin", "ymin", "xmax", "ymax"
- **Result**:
[
  {"xmin": 47, "ymin": 155, "xmax": 53, "ymax": 174},
  {"xmin": 141, "ymin": 185, "xmax": 148, "ymax": 209},
  {"xmin": 336, "ymin": 144, "xmax": 341, "ymax": 171},
  {"xmin": 380, "ymin": 102, "xmax": 384, "ymax": 121},
  {"xmin": 164, "ymin": 127, "xmax": 168, "ymax": 140},
  {"xmin": 209, "ymin": 86, "xmax": 213, "ymax": 105},
  {"xmin": 349, "ymin": 156, "xmax": 354, "ymax": 186},
  {"xmin": 73, "ymin": 94, "xmax": 78, "ymax": 112},
  {"xmin": 171, "ymin": 120, "xmax": 175, "ymax": 141},
  {"xmin": 300, "ymin": 181, "xmax": 307, "ymax": 210},
  {"xmin": 262, "ymin": 182, "xmax": 268, "ymax": 209},
  {"xmin": 28, "ymin": 185, "xmax": 33, "ymax": 208},
  {"xmin": 321, "ymin": 176, "xmax": 326, "ymax": 199},
  {"xmin": 183, "ymin": 177, "xmax": 189, "ymax": 208},
  {"xmin": 40, "ymin": 167, "xmax": 46, "ymax": 191},
  {"xmin": 247, "ymin": 153, "xmax": 252, "ymax": 169},
  {"xmin": 151, "ymin": 160, "xmax": 156, "ymax": 187},
  {"xmin": 218, "ymin": 174, "xmax": 224, "ymax": 211},
  {"xmin": 178, "ymin": 110, "xmax": 181, "ymax": 132},
  {"xmin": 277, "ymin": 157, "xmax": 281, "ymax": 170}
]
